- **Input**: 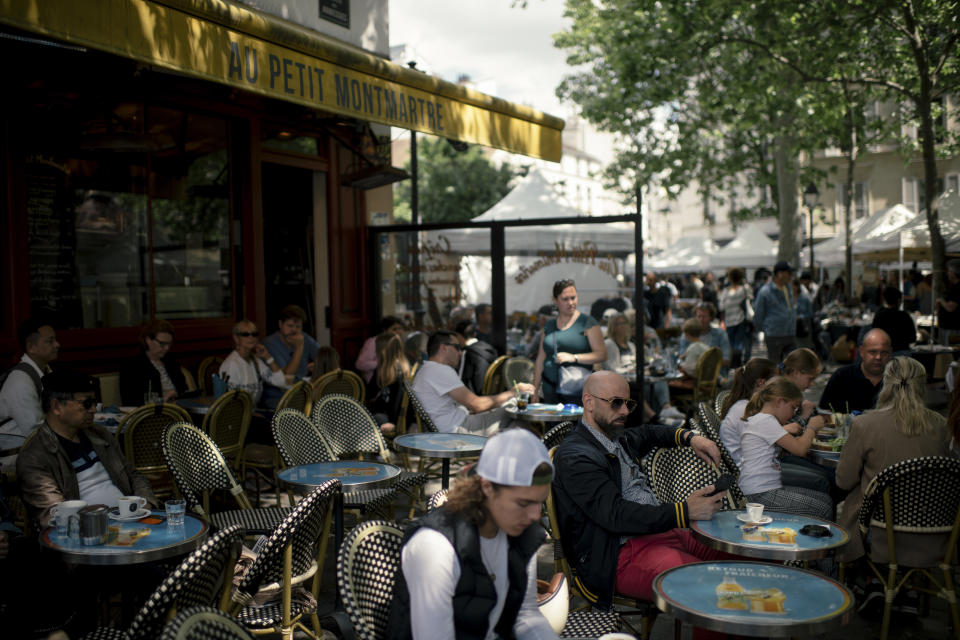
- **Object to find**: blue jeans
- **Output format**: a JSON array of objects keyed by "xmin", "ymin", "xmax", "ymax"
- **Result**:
[{"xmin": 726, "ymin": 322, "xmax": 751, "ymax": 367}]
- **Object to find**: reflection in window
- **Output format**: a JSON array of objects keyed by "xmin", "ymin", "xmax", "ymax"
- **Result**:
[{"xmin": 25, "ymin": 103, "xmax": 234, "ymax": 328}]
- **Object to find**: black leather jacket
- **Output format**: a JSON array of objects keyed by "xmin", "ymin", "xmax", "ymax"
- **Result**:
[{"xmin": 552, "ymin": 420, "xmax": 694, "ymax": 608}]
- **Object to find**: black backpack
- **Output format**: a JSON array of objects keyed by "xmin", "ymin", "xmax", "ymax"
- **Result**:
[{"xmin": 0, "ymin": 363, "xmax": 43, "ymax": 428}]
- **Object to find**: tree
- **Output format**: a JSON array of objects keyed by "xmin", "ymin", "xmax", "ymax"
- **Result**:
[{"xmin": 393, "ymin": 135, "xmax": 520, "ymax": 223}]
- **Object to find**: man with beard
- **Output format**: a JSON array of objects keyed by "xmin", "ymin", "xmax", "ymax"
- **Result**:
[
  {"xmin": 819, "ymin": 328, "xmax": 892, "ymax": 413},
  {"xmin": 552, "ymin": 371, "xmax": 733, "ymax": 610}
]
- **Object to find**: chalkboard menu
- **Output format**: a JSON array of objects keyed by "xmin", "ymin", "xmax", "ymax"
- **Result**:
[{"xmin": 26, "ymin": 165, "xmax": 83, "ymax": 327}]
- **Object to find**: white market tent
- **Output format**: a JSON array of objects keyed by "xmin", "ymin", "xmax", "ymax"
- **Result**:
[
  {"xmin": 855, "ymin": 191, "xmax": 960, "ymax": 261},
  {"xmin": 431, "ymin": 168, "xmax": 636, "ymax": 254},
  {"xmin": 800, "ymin": 203, "xmax": 917, "ymax": 266},
  {"xmin": 708, "ymin": 222, "xmax": 777, "ymax": 270},
  {"xmin": 645, "ymin": 236, "xmax": 717, "ymax": 273}
]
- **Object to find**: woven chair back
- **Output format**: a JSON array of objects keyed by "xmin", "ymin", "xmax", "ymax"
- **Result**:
[
  {"xmin": 859, "ymin": 456, "xmax": 960, "ymax": 535},
  {"xmin": 276, "ymin": 379, "xmax": 313, "ymax": 415},
  {"xmin": 336, "ymin": 519, "xmax": 405, "ymax": 640},
  {"xmin": 126, "ymin": 524, "xmax": 244, "ymax": 640},
  {"xmin": 643, "ymin": 447, "xmax": 736, "ymax": 511},
  {"xmin": 234, "ymin": 481, "xmax": 339, "ymax": 599},
  {"xmin": 162, "ymin": 422, "xmax": 248, "ymax": 514},
  {"xmin": 160, "ymin": 606, "xmax": 255, "ymax": 640},
  {"xmin": 426, "ymin": 489, "xmax": 449, "ymax": 512},
  {"xmin": 692, "ymin": 347, "xmax": 723, "ymax": 406},
  {"xmin": 481, "ymin": 355, "xmax": 509, "ymax": 395},
  {"xmin": 119, "ymin": 402, "xmax": 193, "ymax": 474},
  {"xmin": 503, "ymin": 356, "xmax": 535, "ymax": 386},
  {"xmin": 714, "ymin": 389, "xmax": 731, "ymax": 418},
  {"xmin": 541, "ymin": 421, "xmax": 575, "ymax": 450},
  {"xmin": 201, "ymin": 389, "xmax": 253, "ymax": 463},
  {"xmin": 197, "ymin": 356, "xmax": 224, "ymax": 396},
  {"xmin": 312, "ymin": 394, "xmax": 391, "ymax": 462},
  {"xmin": 180, "ymin": 366, "xmax": 198, "ymax": 393},
  {"xmin": 312, "ymin": 368, "xmax": 365, "ymax": 403},
  {"xmin": 272, "ymin": 408, "xmax": 337, "ymax": 467},
  {"xmin": 402, "ymin": 380, "xmax": 439, "ymax": 433}
]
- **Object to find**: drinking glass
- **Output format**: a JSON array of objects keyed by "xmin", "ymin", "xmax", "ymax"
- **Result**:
[{"xmin": 165, "ymin": 499, "xmax": 186, "ymax": 527}]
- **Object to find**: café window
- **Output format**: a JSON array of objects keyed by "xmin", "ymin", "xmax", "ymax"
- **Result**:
[{"xmin": 24, "ymin": 104, "xmax": 235, "ymax": 328}]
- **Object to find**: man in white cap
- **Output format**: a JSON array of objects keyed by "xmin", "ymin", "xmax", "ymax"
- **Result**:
[
  {"xmin": 553, "ymin": 371, "xmax": 735, "ymax": 613},
  {"xmin": 388, "ymin": 428, "xmax": 558, "ymax": 639}
]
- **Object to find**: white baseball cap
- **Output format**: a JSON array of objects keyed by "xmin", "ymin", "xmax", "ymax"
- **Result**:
[{"xmin": 476, "ymin": 428, "xmax": 554, "ymax": 487}]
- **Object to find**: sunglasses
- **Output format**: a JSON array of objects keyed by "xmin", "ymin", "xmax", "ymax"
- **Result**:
[
  {"xmin": 70, "ymin": 397, "xmax": 98, "ymax": 410},
  {"xmin": 235, "ymin": 331, "xmax": 258, "ymax": 337},
  {"xmin": 587, "ymin": 392, "xmax": 638, "ymax": 413}
]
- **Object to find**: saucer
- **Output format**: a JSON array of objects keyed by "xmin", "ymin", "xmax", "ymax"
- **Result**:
[
  {"xmin": 737, "ymin": 513, "xmax": 772, "ymax": 525},
  {"xmin": 109, "ymin": 507, "xmax": 151, "ymax": 521}
]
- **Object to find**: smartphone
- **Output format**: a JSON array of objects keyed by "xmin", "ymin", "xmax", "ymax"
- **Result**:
[{"xmin": 704, "ymin": 473, "xmax": 734, "ymax": 497}]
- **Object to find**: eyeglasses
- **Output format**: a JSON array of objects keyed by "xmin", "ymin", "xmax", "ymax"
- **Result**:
[
  {"xmin": 70, "ymin": 397, "xmax": 98, "ymax": 410},
  {"xmin": 152, "ymin": 338, "xmax": 172, "ymax": 347},
  {"xmin": 235, "ymin": 331, "xmax": 258, "ymax": 338},
  {"xmin": 587, "ymin": 392, "xmax": 637, "ymax": 413}
]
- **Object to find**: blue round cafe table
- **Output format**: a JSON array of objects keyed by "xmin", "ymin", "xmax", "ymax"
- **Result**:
[
  {"xmin": 505, "ymin": 403, "xmax": 583, "ymax": 424},
  {"xmin": 40, "ymin": 512, "xmax": 208, "ymax": 566},
  {"xmin": 393, "ymin": 433, "xmax": 486, "ymax": 489},
  {"xmin": 691, "ymin": 510, "xmax": 849, "ymax": 561},
  {"xmin": 653, "ymin": 561, "xmax": 853, "ymax": 637}
]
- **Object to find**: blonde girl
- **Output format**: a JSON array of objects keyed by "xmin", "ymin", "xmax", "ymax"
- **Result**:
[
  {"xmin": 366, "ymin": 333, "xmax": 411, "ymax": 434},
  {"xmin": 739, "ymin": 377, "xmax": 833, "ymax": 519}
]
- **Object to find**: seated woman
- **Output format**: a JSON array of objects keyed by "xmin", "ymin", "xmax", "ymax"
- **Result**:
[
  {"xmin": 389, "ymin": 428, "xmax": 558, "ymax": 639},
  {"xmin": 366, "ymin": 333, "xmax": 410, "ymax": 435},
  {"xmin": 119, "ymin": 319, "xmax": 188, "ymax": 405},
  {"xmin": 836, "ymin": 356, "xmax": 956, "ymax": 566},
  {"xmin": 739, "ymin": 377, "xmax": 833, "ymax": 519},
  {"xmin": 602, "ymin": 312, "xmax": 636, "ymax": 375}
]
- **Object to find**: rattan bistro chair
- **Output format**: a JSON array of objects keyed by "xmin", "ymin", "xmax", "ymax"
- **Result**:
[
  {"xmin": 311, "ymin": 368, "xmax": 365, "ymax": 403},
  {"xmin": 402, "ymin": 380, "xmax": 439, "ymax": 433},
  {"xmin": 670, "ymin": 347, "xmax": 722, "ymax": 415},
  {"xmin": 232, "ymin": 482, "xmax": 338, "ymax": 640},
  {"xmin": 312, "ymin": 394, "xmax": 428, "ymax": 516},
  {"xmin": 546, "ymin": 448, "xmax": 648, "ymax": 638},
  {"xmin": 197, "ymin": 356, "xmax": 224, "ymax": 397},
  {"xmin": 480, "ymin": 355, "xmax": 509, "ymax": 395},
  {"xmin": 118, "ymin": 402, "xmax": 193, "ymax": 500},
  {"xmin": 201, "ymin": 389, "xmax": 253, "ymax": 470},
  {"xmin": 242, "ymin": 381, "xmax": 312, "ymax": 506},
  {"xmin": 81, "ymin": 524, "xmax": 245, "ymax": 640},
  {"xmin": 336, "ymin": 519, "xmax": 405, "ymax": 640},
  {"xmin": 693, "ymin": 402, "xmax": 746, "ymax": 508},
  {"xmin": 857, "ymin": 456, "xmax": 960, "ymax": 640},
  {"xmin": 542, "ymin": 421, "xmax": 576, "ymax": 450},
  {"xmin": 642, "ymin": 447, "xmax": 737, "ymax": 512},
  {"xmin": 426, "ymin": 489, "xmax": 449, "ymax": 512},
  {"xmin": 271, "ymin": 409, "xmax": 396, "ymax": 519},
  {"xmin": 160, "ymin": 606, "xmax": 255, "ymax": 640},
  {"xmin": 162, "ymin": 422, "xmax": 291, "ymax": 535}
]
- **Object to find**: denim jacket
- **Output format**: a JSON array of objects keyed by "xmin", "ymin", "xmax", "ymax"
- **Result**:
[{"xmin": 753, "ymin": 281, "xmax": 797, "ymax": 337}]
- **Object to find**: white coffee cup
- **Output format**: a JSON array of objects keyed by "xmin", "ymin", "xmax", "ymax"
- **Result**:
[
  {"xmin": 746, "ymin": 502, "xmax": 764, "ymax": 522},
  {"xmin": 118, "ymin": 496, "xmax": 147, "ymax": 515},
  {"xmin": 599, "ymin": 634, "xmax": 637, "ymax": 640},
  {"xmin": 49, "ymin": 499, "xmax": 87, "ymax": 523}
]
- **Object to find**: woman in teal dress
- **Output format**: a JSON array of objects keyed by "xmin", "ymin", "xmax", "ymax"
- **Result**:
[{"xmin": 533, "ymin": 279, "xmax": 607, "ymax": 404}]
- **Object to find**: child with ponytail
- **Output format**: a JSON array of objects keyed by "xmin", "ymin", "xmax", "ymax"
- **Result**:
[{"xmin": 738, "ymin": 377, "xmax": 833, "ymax": 519}]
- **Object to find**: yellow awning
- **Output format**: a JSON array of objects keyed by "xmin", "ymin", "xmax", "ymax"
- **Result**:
[{"xmin": 0, "ymin": 0, "xmax": 563, "ymax": 161}]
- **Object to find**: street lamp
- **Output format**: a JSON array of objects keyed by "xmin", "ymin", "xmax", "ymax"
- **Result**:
[{"xmin": 803, "ymin": 183, "xmax": 820, "ymax": 281}]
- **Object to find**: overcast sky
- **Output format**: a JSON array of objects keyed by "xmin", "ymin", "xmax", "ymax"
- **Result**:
[{"xmin": 389, "ymin": 0, "xmax": 572, "ymax": 118}]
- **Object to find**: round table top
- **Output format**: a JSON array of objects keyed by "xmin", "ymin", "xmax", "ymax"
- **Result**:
[
  {"xmin": 809, "ymin": 448, "xmax": 841, "ymax": 468},
  {"xmin": 175, "ymin": 396, "xmax": 215, "ymax": 415},
  {"xmin": 505, "ymin": 403, "xmax": 583, "ymax": 423},
  {"xmin": 277, "ymin": 461, "xmax": 400, "ymax": 493},
  {"xmin": 394, "ymin": 433, "xmax": 486, "ymax": 458},
  {"xmin": 691, "ymin": 510, "xmax": 849, "ymax": 561},
  {"xmin": 40, "ymin": 512, "xmax": 208, "ymax": 566},
  {"xmin": 653, "ymin": 560, "xmax": 853, "ymax": 637}
]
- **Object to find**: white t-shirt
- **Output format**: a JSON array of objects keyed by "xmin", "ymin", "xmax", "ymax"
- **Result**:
[
  {"xmin": 401, "ymin": 527, "xmax": 556, "ymax": 640},
  {"xmin": 219, "ymin": 350, "xmax": 287, "ymax": 405},
  {"xmin": 738, "ymin": 412, "xmax": 786, "ymax": 494},
  {"xmin": 412, "ymin": 361, "xmax": 469, "ymax": 432},
  {"xmin": 719, "ymin": 399, "xmax": 749, "ymax": 467}
]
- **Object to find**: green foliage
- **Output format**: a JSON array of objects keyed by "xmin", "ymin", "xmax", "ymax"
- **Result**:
[{"xmin": 393, "ymin": 135, "xmax": 520, "ymax": 223}]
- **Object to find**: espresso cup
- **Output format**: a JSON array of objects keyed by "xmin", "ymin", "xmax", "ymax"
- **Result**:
[
  {"xmin": 746, "ymin": 502, "xmax": 764, "ymax": 522},
  {"xmin": 118, "ymin": 496, "xmax": 147, "ymax": 515}
]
